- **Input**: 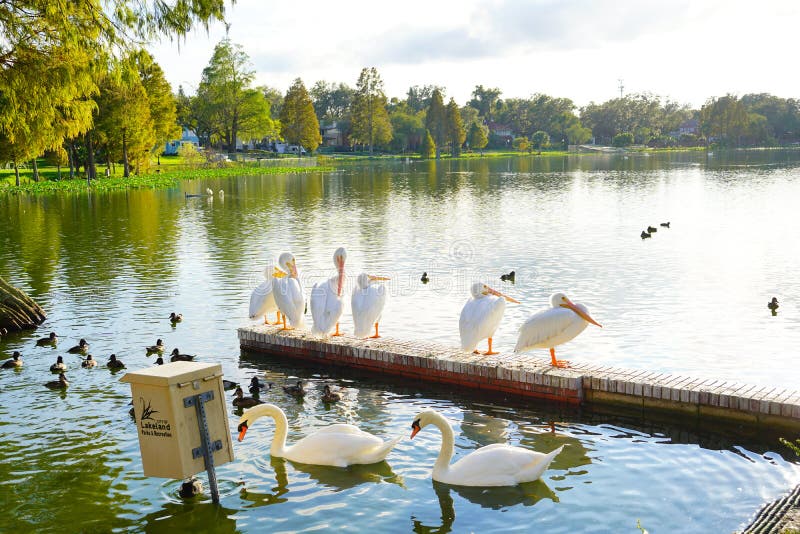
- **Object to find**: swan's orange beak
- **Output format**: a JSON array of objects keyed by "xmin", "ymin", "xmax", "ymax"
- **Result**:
[
  {"xmin": 560, "ymin": 298, "xmax": 602, "ymax": 327},
  {"xmin": 487, "ymin": 287, "xmax": 520, "ymax": 304},
  {"xmin": 237, "ymin": 421, "xmax": 249, "ymax": 442},
  {"xmin": 410, "ymin": 420, "xmax": 421, "ymax": 439}
]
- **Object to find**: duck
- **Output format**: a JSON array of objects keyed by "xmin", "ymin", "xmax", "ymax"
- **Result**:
[
  {"xmin": 640, "ymin": 231, "xmax": 651, "ymax": 239},
  {"xmin": 169, "ymin": 312, "xmax": 183, "ymax": 324},
  {"xmin": 237, "ymin": 403, "xmax": 401, "ymax": 467},
  {"xmin": 36, "ymin": 332, "xmax": 58, "ymax": 346},
  {"xmin": 500, "ymin": 270, "xmax": 516, "ymax": 283},
  {"xmin": 0, "ymin": 327, "xmax": 7, "ymax": 336},
  {"xmin": 248, "ymin": 376, "xmax": 272, "ymax": 395},
  {"xmin": 50, "ymin": 355, "xmax": 66, "ymax": 372},
  {"xmin": 660, "ymin": 222, "xmax": 670, "ymax": 228},
  {"xmin": 223, "ymin": 379, "xmax": 239, "ymax": 390},
  {"xmin": 2, "ymin": 351, "xmax": 22, "ymax": 369},
  {"xmin": 81, "ymin": 355, "xmax": 97, "ymax": 368},
  {"xmin": 647, "ymin": 225, "xmax": 658, "ymax": 233},
  {"xmin": 768, "ymin": 297, "xmax": 779, "ymax": 311},
  {"xmin": 170, "ymin": 348, "xmax": 195, "ymax": 362},
  {"xmin": 321, "ymin": 384, "xmax": 341, "ymax": 403},
  {"xmin": 233, "ymin": 386, "xmax": 263, "ymax": 408},
  {"xmin": 154, "ymin": 357, "xmax": 164, "ymax": 365},
  {"xmin": 107, "ymin": 354, "xmax": 125, "ymax": 370},
  {"xmin": 146, "ymin": 339, "xmax": 165, "ymax": 355},
  {"xmin": 178, "ymin": 477, "xmax": 203, "ymax": 498},
  {"xmin": 67, "ymin": 338, "xmax": 89, "ymax": 354},
  {"xmin": 45, "ymin": 372, "xmax": 69, "ymax": 389},
  {"xmin": 420, "ymin": 272, "xmax": 430, "ymax": 284},
  {"xmin": 282, "ymin": 380, "xmax": 306, "ymax": 398},
  {"xmin": 410, "ymin": 409, "xmax": 564, "ymax": 486}
]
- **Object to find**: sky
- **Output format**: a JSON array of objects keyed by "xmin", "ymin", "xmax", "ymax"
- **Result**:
[{"xmin": 149, "ymin": 0, "xmax": 800, "ymax": 109}]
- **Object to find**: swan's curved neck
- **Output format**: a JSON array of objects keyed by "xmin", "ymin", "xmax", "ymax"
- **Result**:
[
  {"xmin": 429, "ymin": 412, "xmax": 455, "ymax": 477},
  {"xmin": 250, "ymin": 405, "xmax": 289, "ymax": 457}
]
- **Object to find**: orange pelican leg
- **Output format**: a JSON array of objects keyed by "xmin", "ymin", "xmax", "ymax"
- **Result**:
[
  {"xmin": 272, "ymin": 311, "xmax": 283, "ymax": 325},
  {"xmin": 483, "ymin": 337, "xmax": 499, "ymax": 356},
  {"xmin": 280, "ymin": 314, "xmax": 293, "ymax": 331},
  {"xmin": 550, "ymin": 347, "xmax": 570, "ymax": 368},
  {"xmin": 370, "ymin": 322, "xmax": 381, "ymax": 339},
  {"xmin": 331, "ymin": 323, "xmax": 343, "ymax": 337}
]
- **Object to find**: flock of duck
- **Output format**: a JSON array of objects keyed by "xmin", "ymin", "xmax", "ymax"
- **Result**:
[
  {"xmin": 640, "ymin": 221, "xmax": 670, "ymax": 239},
  {"xmin": 0, "ymin": 313, "xmax": 189, "ymax": 389},
  {"xmin": 250, "ymin": 248, "xmax": 602, "ymax": 368}
]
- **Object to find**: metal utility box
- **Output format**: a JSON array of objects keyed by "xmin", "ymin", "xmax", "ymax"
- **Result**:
[{"xmin": 121, "ymin": 362, "xmax": 234, "ymax": 480}]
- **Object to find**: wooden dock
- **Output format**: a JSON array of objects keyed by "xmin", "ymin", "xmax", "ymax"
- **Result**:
[{"xmin": 238, "ymin": 325, "xmax": 800, "ymax": 431}]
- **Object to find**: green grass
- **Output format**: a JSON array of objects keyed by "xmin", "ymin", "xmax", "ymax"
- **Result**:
[{"xmin": 0, "ymin": 163, "xmax": 333, "ymax": 195}]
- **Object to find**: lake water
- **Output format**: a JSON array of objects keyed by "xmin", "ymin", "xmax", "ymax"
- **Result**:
[{"xmin": 1, "ymin": 150, "xmax": 799, "ymax": 532}]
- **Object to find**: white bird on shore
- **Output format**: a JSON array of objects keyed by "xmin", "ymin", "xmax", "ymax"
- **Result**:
[
  {"xmin": 459, "ymin": 282, "xmax": 519, "ymax": 355},
  {"xmin": 352, "ymin": 273, "xmax": 390, "ymax": 338},
  {"xmin": 249, "ymin": 264, "xmax": 287, "ymax": 324},
  {"xmin": 310, "ymin": 247, "xmax": 347, "ymax": 337},
  {"xmin": 410, "ymin": 409, "xmax": 564, "ymax": 486},
  {"xmin": 273, "ymin": 252, "xmax": 305, "ymax": 330},
  {"xmin": 514, "ymin": 292, "xmax": 602, "ymax": 368},
  {"xmin": 206, "ymin": 188, "xmax": 213, "ymax": 196}
]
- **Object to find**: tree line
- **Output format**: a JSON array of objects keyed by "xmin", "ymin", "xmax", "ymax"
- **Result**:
[{"xmin": 3, "ymin": 4, "xmax": 800, "ymax": 188}]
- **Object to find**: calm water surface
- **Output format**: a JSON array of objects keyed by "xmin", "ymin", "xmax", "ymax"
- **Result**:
[{"xmin": 1, "ymin": 151, "xmax": 799, "ymax": 532}]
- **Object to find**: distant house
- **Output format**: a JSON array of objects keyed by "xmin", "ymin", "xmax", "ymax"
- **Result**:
[
  {"xmin": 320, "ymin": 122, "xmax": 345, "ymax": 147},
  {"xmin": 677, "ymin": 119, "xmax": 699, "ymax": 136},
  {"xmin": 164, "ymin": 128, "xmax": 200, "ymax": 155},
  {"xmin": 486, "ymin": 121, "xmax": 514, "ymax": 144}
]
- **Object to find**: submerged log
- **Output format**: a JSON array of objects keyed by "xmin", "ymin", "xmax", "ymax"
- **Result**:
[{"xmin": 0, "ymin": 276, "xmax": 46, "ymax": 331}]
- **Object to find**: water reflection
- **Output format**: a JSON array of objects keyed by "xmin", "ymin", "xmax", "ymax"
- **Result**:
[{"xmin": 141, "ymin": 502, "xmax": 238, "ymax": 533}]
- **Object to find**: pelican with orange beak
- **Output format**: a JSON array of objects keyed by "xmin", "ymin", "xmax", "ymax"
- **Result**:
[
  {"xmin": 352, "ymin": 273, "xmax": 390, "ymax": 338},
  {"xmin": 273, "ymin": 252, "xmax": 305, "ymax": 330},
  {"xmin": 310, "ymin": 247, "xmax": 347, "ymax": 337},
  {"xmin": 514, "ymin": 292, "xmax": 602, "ymax": 368},
  {"xmin": 459, "ymin": 282, "xmax": 520, "ymax": 355}
]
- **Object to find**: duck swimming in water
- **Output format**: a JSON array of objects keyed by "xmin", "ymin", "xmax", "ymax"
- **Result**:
[
  {"xmin": 154, "ymin": 357, "xmax": 164, "ymax": 365},
  {"xmin": 641, "ymin": 231, "xmax": 651, "ymax": 239},
  {"xmin": 36, "ymin": 332, "xmax": 58, "ymax": 346},
  {"xmin": 233, "ymin": 386, "xmax": 262, "ymax": 408},
  {"xmin": 660, "ymin": 222, "xmax": 670, "ymax": 228},
  {"xmin": 2, "ymin": 351, "xmax": 22, "ymax": 369},
  {"xmin": 107, "ymin": 354, "xmax": 125, "ymax": 370},
  {"xmin": 420, "ymin": 272, "xmax": 430, "ymax": 284},
  {"xmin": 81, "ymin": 355, "xmax": 97, "ymax": 368},
  {"xmin": 170, "ymin": 348, "xmax": 195, "ymax": 362},
  {"xmin": 500, "ymin": 270, "xmax": 516, "ymax": 283},
  {"xmin": 223, "ymin": 379, "xmax": 239, "ymax": 390},
  {"xmin": 178, "ymin": 477, "xmax": 203, "ymax": 498},
  {"xmin": 67, "ymin": 339, "xmax": 89, "ymax": 354},
  {"xmin": 50, "ymin": 355, "xmax": 66, "ymax": 372},
  {"xmin": 321, "ymin": 384, "xmax": 341, "ymax": 403},
  {"xmin": 283, "ymin": 380, "xmax": 306, "ymax": 398},
  {"xmin": 45, "ymin": 372, "xmax": 69, "ymax": 389},
  {"xmin": 169, "ymin": 312, "xmax": 183, "ymax": 324},
  {"xmin": 146, "ymin": 339, "xmax": 165, "ymax": 355},
  {"xmin": 768, "ymin": 297, "xmax": 779, "ymax": 311},
  {"xmin": 248, "ymin": 376, "xmax": 272, "ymax": 395},
  {"xmin": 647, "ymin": 226, "xmax": 658, "ymax": 233}
]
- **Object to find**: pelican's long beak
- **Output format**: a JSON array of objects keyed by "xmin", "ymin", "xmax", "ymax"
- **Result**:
[
  {"xmin": 273, "ymin": 267, "xmax": 287, "ymax": 278},
  {"xmin": 487, "ymin": 287, "xmax": 520, "ymax": 304},
  {"xmin": 237, "ymin": 421, "xmax": 249, "ymax": 442},
  {"xmin": 289, "ymin": 260, "xmax": 298, "ymax": 279},
  {"xmin": 561, "ymin": 298, "xmax": 602, "ymax": 327},
  {"xmin": 368, "ymin": 275, "xmax": 391, "ymax": 281},
  {"xmin": 336, "ymin": 257, "xmax": 345, "ymax": 296}
]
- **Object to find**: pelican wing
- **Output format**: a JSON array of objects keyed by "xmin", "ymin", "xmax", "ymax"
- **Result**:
[
  {"xmin": 459, "ymin": 296, "xmax": 506, "ymax": 351},
  {"xmin": 248, "ymin": 279, "xmax": 277, "ymax": 319},
  {"xmin": 274, "ymin": 277, "xmax": 305, "ymax": 327},
  {"xmin": 310, "ymin": 277, "xmax": 344, "ymax": 336},
  {"xmin": 351, "ymin": 284, "xmax": 387, "ymax": 337},
  {"xmin": 514, "ymin": 307, "xmax": 588, "ymax": 352}
]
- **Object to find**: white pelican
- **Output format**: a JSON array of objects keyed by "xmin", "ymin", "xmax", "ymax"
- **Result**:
[
  {"xmin": 514, "ymin": 292, "xmax": 602, "ymax": 368},
  {"xmin": 248, "ymin": 264, "xmax": 286, "ymax": 324},
  {"xmin": 410, "ymin": 410, "xmax": 564, "ymax": 486},
  {"xmin": 310, "ymin": 247, "xmax": 347, "ymax": 337},
  {"xmin": 273, "ymin": 252, "xmax": 305, "ymax": 330},
  {"xmin": 351, "ymin": 273, "xmax": 390, "ymax": 338},
  {"xmin": 459, "ymin": 282, "xmax": 519, "ymax": 355}
]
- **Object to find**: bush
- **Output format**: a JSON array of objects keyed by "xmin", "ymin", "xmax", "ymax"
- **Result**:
[
  {"xmin": 530, "ymin": 130, "xmax": 550, "ymax": 151},
  {"xmin": 512, "ymin": 136, "xmax": 530, "ymax": 152},
  {"xmin": 612, "ymin": 132, "xmax": 634, "ymax": 147}
]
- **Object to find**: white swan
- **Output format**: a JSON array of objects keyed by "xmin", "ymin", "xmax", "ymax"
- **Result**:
[
  {"xmin": 351, "ymin": 273, "xmax": 390, "ymax": 338},
  {"xmin": 273, "ymin": 252, "xmax": 305, "ymax": 329},
  {"xmin": 237, "ymin": 403, "xmax": 401, "ymax": 467},
  {"xmin": 459, "ymin": 282, "xmax": 519, "ymax": 355},
  {"xmin": 410, "ymin": 410, "xmax": 563, "ymax": 486},
  {"xmin": 310, "ymin": 247, "xmax": 347, "ymax": 337}
]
